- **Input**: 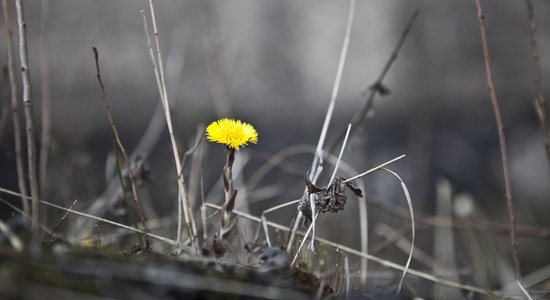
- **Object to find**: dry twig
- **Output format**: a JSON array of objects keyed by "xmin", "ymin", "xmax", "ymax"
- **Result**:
[
  {"xmin": 473, "ymin": 0, "xmax": 521, "ymax": 277},
  {"xmin": 289, "ymin": 0, "xmax": 357, "ymax": 275},
  {"xmin": 142, "ymin": 2, "xmax": 198, "ymax": 251},
  {"xmin": 1, "ymin": 0, "xmax": 29, "ymax": 220},
  {"xmin": 15, "ymin": 0, "xmax": 40, "ymax": 234},
  {"xmin": 93, "ymin": 47, "xmax": 151, "ymax": 248}
]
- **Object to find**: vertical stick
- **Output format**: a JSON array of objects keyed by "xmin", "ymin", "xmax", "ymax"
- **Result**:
[
  {"xmin": 473, "ymin": 0, "xmax": 521, "ymax": 277},
  {"xmin": 15, "ymin": 0, "xmax": 41, "ymax": 234},
  {"xmin": 145, "ymin": 1, "xmax": 198, "ymax": 250},
  {"xmin": 288, "ymin": 0, "xmax": 356, "ymax": 257},
  {"xmin": 93, "ymin": 47, "xmax": 151, "ymax": 248},
  {"xmin": 2, "ymin": 0, "xmax": 30, "ymax": 220}
]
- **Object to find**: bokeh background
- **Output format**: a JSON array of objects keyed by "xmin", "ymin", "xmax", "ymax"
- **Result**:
[{"xmin": 1, "ymin": 0, "xmax": 550, "ymax": 293}]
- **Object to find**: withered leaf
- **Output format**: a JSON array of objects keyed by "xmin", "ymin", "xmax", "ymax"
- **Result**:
[
  {"xmin": 345, "ymin": 181, "xmax": 363, "ymax": 197},
  {"xmin": 305, "ymin": 170, "xmax": 323, "ymax": 194}
]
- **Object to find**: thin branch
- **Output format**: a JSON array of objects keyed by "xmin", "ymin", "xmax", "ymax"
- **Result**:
[
  {"xmin": 329, "ymin": 124, "xmax": 352, "ymax": 184},
  {"xmin": 15, "ymin": 0, "xmax": 40, "ymax": 234},
  {"xmin": 473, "ymin": 0, "xmax": 521, "ymax": 277},
  {"xmin": 42, "ymin": 198, "xmax": 182, "ymax": 248},
  {"xmin": 517, "ymin": 280, "xmax": 534, "ymax": 300},
  {"xmin": 308, "ymin": 124, "xmax": 352, "ymax": 251},
  {"xmin": 49, "ymin": 199, "xmax": 77, "ymax": 240},
  {"xmin": 382, "ymin": 168, "xmax": 415, "ymax": 294},
  {"xmin": 1, "ymin": 0, "xmax": 29, "ymax": 220},
  {"xmin": 525, "ymin": 0, "xmax": 550, "ymax": 172},
  {"xmin": 93, "ymin": 47, "xmax": 150, "ymax": 248},
  {"xmin": 290, "ymin": 0, "xmax": 355, "ymax": 255},
  {"xmin": 260, "ymin": 199, "xmax": 300, "ymax": 247},
  {"xmin": 310, "ymin": 0, "xmax": 356, "ymax": 175},
  {"xmin": 329, "ymin": 9, "xmax": 419, "ymax": 154}
]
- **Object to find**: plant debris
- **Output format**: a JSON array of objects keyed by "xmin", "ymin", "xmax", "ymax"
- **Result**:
[{"xmin": 298, "ymin": 171, "xmax": 363, "ymax": 224}]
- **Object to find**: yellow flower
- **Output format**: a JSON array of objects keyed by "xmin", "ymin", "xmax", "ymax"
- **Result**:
[{"xmin": 206, "ymin": 118, "xmax": 258, "ymax": 150}]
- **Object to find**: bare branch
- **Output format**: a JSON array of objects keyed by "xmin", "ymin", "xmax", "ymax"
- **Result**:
[
  {"xmin": 1, "ymin": 0, "xmax": 29, "ymax": 221},
  {"xmin": 473, "ymin": 0, "xmax": 521, "ymax": 277},
  {"xmin": 93, "ymin": 47, "xmax": 151, "ymax": 248},
  {"xmin": 15, "ymin": 0, "xmax": 40, "ymax": 234}
]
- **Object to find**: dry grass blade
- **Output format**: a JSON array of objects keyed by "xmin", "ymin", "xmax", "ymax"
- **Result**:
[
  {"xmin": 374, "ymin": 224, "xmax": 437, "ymax": 270},
  {"xmin": 329, "ymin": 124, "xmax": 352, "ymax": 184},
  {"xmin": 15, "ymin": 0, "xmax": 40, "ymax": 234},
  {"xmin": 308, "ymin": 124, "xmax": 352, "ymax": 251},
  {"xmin": 344, "ymin": 254, "xmax": 350, "ymax": 296},
  {"xmin": 500, "ymin": 263, "xmax": 550, "ymax": 293},
  {"xmin": 432, "ymin": 179, "xmax": 460, "ymax": 298},
  {"xmin": 382, "ymin": 168, "xmax": 415, "ymax": 294},
  {"xmin": 179, "ymin": 125, "xmax": 205, "ymax": 179},
  {"xmin": 517, "ymin": 280, "xmax": 534, "ymax": 300},
  {"xmin": 1, "ymin": 0, "xmax": 29, "ymax": 220},
  {"xmin": 49, "ymin": 199, "xmax": 78, "ymax": 240},
  {"xmin": 290, "ymin": 0, "xmax": 357, "ymax": 259},
  {"xmin": 246, "ymin": 143, "xmax": 368, "ymax": 283},
  {"xmin": 290, "ymin": 218, "xmax": 315, "ymax": 267},
  {"xmin": 260, "ymin": 199, "xmax": 301, "ymax": 247},
  {"xmin": 344, "ymin": 154, "xmax": 406, "ymax": 183},
  {"xmin": 473, "ymin": 0, "xmax": 521, "ymax": 277},
  {"xmin": 44, "ymin": 198, "xmax": 183, "ymax": 249},
  {"xmin": 93, "ymin": 47, "xmax": 151, "ymax": 248},
  {"xmin": 0, "ymin": 219, "xmax": 24, "ymax": 252},
  {"xmin": 142, "ymin": 3, "xmax": 198, "ymax": 251},
  {"xmin": 205, "ymin": 203, "xmax": 494, "ymax": 296},
  {"xmin": 0, "ymin": 185, "xmax": 182, "ymax": 248}
]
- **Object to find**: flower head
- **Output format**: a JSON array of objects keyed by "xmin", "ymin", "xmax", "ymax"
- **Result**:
[{"xmin": 206, "ymin": 118, "xmax": 258, "ymax": 150}]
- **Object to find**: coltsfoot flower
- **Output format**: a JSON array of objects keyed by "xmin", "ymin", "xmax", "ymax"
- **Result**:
[{"xmin": 206, "ymin": 118, "xmax": 258, "ymax": 150}]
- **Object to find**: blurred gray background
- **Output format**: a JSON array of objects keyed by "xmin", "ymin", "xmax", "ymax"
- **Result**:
[{"xmin": 1, "ymin": 0, "xmax": 550, "ymax": 285}]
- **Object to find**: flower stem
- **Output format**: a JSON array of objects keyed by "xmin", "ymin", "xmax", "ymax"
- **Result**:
[
  {"xmin": 223, "ymin": 147, "xmax": 237, "ymax": 221},
  {"xmin": 213, "ymin": 147, "xmax": 238, "ymax": 257}
]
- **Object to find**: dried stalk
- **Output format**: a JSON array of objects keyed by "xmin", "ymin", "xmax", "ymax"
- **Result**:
[
  {"xmin": 473, "ymin": 0, "xmax": 521, "ymax": 277},
  {"xmin": 15, "ymin": 0, "xmax": 40, "ymax": 233},
  {"xmin": 93, "ymin": 47, "xmax": 150, "ymax": 248},
  {"xmin": 2, "ymin": 0, "xmax": 29, "ymax": 220},
  {"xmin": 144, "ymin": 1, "xmax": 198, "ymax": 251},
  {"xmin": 525, "ymin": 0, "xmax": 550, "ymax": 172},
  {"xmin": 48, "ymin": 199, "xmax": 77, "ymax": 240},
  {"xmin": 289, "ymin": 0, "xmax": 356, "ymax": 263}
]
